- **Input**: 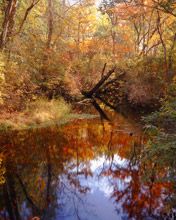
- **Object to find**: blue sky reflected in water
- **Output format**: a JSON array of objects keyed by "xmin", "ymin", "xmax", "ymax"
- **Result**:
[{"xmin": 57, "ymin": 155, "xmax": 129, "ymax": 220}]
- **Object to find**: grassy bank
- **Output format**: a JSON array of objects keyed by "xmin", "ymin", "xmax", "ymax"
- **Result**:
[
  {"xmin": 0, "ymin": 98, "xmax": 72, "ymax": 130},
  {"xmin": 0, "ymin": 98, "xmax": 98, "ymax": 131}
]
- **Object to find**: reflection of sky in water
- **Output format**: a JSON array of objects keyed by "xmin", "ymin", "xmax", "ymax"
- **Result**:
[
  {"xmin": 89, "ymin": 155, "xmax": 130, "ymax": 195},
  {"xmin": 56, "ymin": 155, "xmax": 129, "ymax": 220}
]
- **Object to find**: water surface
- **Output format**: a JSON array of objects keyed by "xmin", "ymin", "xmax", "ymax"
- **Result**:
[{"xmin": 0, "ymin": 109, "xmax": 172, "ymax": 220}]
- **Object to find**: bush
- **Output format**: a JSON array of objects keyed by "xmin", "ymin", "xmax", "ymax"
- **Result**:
[
  {"xmin": 144, "ymin": 83, "xmax": 176, "ymax": 132},
  {"xmin": 125, "ymin": 56, "xmax": 164, "ymax": 107}
]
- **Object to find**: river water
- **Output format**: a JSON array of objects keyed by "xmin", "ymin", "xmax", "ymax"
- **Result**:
[{"xmin": 0, "ymin": 108, "xmax": 173, "ymax": 220}]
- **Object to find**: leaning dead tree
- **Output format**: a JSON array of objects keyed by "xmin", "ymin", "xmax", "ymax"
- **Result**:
[
  {"xmin": 82, "ymin": 66, "xmax": 117, "ymax": 98},
  {"xmin": 81, "ymin": 65, "xmax": 126, "ymax": 110}
]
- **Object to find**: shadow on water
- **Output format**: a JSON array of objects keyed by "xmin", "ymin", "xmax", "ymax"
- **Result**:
[{"xmin": 0, "ymin": 104, "xmax": 174, "ymax": 220}]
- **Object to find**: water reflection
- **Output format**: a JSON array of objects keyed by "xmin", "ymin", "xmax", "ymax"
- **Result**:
[{"xmin": 0, "ymin": 112, "xmax": 173, "ymax": 220}]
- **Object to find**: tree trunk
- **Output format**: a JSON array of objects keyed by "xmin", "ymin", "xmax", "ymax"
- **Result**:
[
  {"xmin": 47, "ymin": 0, "xmax": 53, "ymax": 49},
  {"xmin": 157, "ymin": 10, "xmax": 168, "ymax": 85},
  {"xmin": 0, "ymin": 0, "xmax": 18, "ymax": 49}
]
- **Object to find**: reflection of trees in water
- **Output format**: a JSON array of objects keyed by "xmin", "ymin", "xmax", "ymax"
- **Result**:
[
  {"xmin": 0, "ymin": 127, "xmax": 92, "ymax": 220},
  {"xmin": 0, "ymin": 118, "xmax": 174, "ymax": 220},
  {"xmin": 62, "ymin": 119, "xmax": 171, "ymax": 219},
  {"xmin": 97, "ymin": 137, "xmax": 173, "ymax": 220},
  {"xmin": 56, "ymin": 174, "xmax": 92, "ymax": 220}
]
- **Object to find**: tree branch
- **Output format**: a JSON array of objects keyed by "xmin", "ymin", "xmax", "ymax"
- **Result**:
[{"xmin": 15, "ymin": 0, "xmax": 41, "ymax": 35}]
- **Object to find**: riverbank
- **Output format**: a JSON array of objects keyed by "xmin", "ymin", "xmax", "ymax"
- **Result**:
[
  {"xmin": 0, "ymin": 98, "xmax": 99, "ymax": 131},
  {"xmin": 0, "ymin": 98, "xmax": 69, "ymax": 130}
]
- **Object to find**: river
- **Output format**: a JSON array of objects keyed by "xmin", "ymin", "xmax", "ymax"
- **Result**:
[{"xmin": 0, "ymin": 106, "xmax": 173, "ymax": 220}]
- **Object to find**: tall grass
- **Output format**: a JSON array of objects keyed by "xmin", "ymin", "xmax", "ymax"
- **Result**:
[
  {"xmin": 0, "ymin": 98, "xmax": 71, "ymax": 130},
  {"xmin": 26, "ymin": 98, "xmax": 71, "ymax": 124}
]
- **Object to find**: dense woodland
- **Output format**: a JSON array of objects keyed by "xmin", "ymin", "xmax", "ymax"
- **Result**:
[
  {"xmin": 0, "ymin": 0, "xmax": 176, "ymax": 219},
  {"xmin": 0, "ymin": 0, "xmax": 176, "ymax": 111},
  {"xmin": 0, "ymin": 0, "xmax": 176, "ymax": 143}
]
